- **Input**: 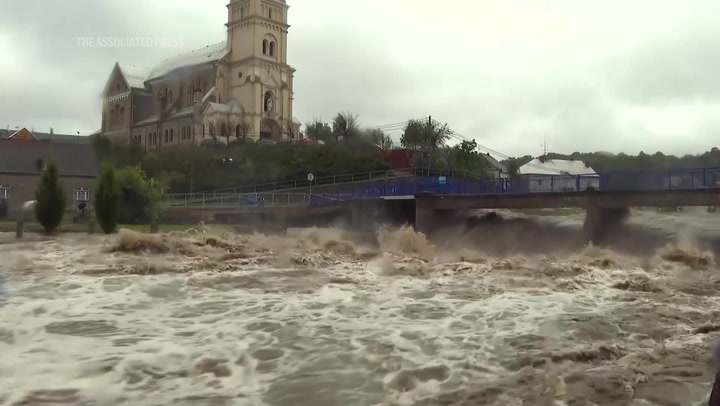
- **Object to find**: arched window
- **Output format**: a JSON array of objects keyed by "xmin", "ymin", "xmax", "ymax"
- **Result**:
[
  {"xmin": 269, "ymin": 41, "xmax": 276, "ymax": 57},
  {"xmin": 187, "ymin": 126, "xmax": 192, "ymax": 140},
  {"xmin": 153, "ymin": 132, "xmax": 157, "ymax": 145},
  {"xmin": 269, "ymin": 8, "xmax": 273, "ymax": 19},
  {"xmin": 262, "ymin": 39, "xmax": 268, "ymax": 55},
  {"xmin": 120, "ymin": 107, "xmax": 125, "ymax": 121},
  {"xmin": 170, "ymin": 129, "xmax": 174, "ymax": 142}
]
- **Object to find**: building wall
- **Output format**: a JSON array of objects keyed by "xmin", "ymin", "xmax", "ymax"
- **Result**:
[
  {"xmin": 522, "ymin": 174, "xmax": 600, "ymax": 193},
  {"xmin": 0, "ymin": 173, "xmax": 95, "ymax": 218}
]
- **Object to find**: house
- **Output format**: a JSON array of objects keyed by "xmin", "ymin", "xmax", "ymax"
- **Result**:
[
  {"xmin": 518, "ymin": 156, "xmax": 599, "ymax": 192},
  {"xmin": 0, "ymin": 134, "xmax": 99, "ymax": 218},
  {"xmin": 0, "ymin": 128, "xmax": 91, "ymax": 144},
  {"xmin": 101, "ymin": 0, "xmax": 297, "ymax": 150},
  {"xmin": 480, "ymin": 153, "xmax": 508, "ymax": 179}
]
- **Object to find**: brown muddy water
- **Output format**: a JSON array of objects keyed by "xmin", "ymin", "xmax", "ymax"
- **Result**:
[{"xmin": 1, "ymin": 209, "xmax": 720, "ymax": 405}]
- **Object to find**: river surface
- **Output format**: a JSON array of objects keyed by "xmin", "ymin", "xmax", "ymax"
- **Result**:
[{"xmin": 1, "ymin": 209, "xmax": 720, "ymax": 405}]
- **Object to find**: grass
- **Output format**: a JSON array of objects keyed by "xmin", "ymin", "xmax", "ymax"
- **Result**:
[{"xmin": 0, "ymin": 220, "xmax": 234, "ymax": 234}]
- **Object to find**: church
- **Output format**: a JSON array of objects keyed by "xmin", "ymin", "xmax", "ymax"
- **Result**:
[{"xmin": 100, "ymin": 0, "xmax": 296, "ymax": 149}]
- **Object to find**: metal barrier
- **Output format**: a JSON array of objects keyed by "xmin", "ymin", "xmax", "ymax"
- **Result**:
[
  {"xmin": 164, "ymin": 192, "xmax": 310, "ymax": 208},
  {"xmin": 166, "ymin": 168, "xmax": 720, "ymax": 208},
  {"xmin": 195, "ymin": 167, "xmax": 487, "ymax": 195}
]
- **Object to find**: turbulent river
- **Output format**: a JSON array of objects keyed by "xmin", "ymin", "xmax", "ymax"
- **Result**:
[{"xmin": 2, "ymin": 209, "xmax": 720, "ymax": 405}]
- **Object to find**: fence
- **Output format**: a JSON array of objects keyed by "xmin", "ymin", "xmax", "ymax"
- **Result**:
[
  {"xmin": 166, "ymin": 168, "xmax": 720, "ymax": 208},
  {"xmin": 196, "ymin": 167, "xmax": 487, "ymax": 195},
  {"xmin": 164, "ymin": 192, "xmax": 310, "ymax": 208}
]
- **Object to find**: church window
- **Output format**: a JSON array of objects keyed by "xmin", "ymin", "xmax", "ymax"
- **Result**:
[
  {"xmin": 181, "ymin": 127, "xmax": 186, "ymax": 140},
  {"xmin": 269, "ymin": 8, "xmax": 273, "ymax": 19},
  {"xmin": 170, "ymin": 129, "xmax": 174, "ymax": 142},
  {"xmin": 120, "ymin": 107, "xmax": 125, "ymax": 121},
  {"xmin": 262, "ymin": 39, "xmax": 268, "ymax": 55},
  {"xmin": 269, "ymin": 41, "xmax": 276, "ymax": 57}
]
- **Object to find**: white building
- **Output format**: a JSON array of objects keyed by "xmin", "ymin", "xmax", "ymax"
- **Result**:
[{"xmin": 518, "ymin": 157, "xmax": 600, "ymax": 192}]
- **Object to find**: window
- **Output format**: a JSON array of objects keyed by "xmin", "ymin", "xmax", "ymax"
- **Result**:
[
  {"xmin": 153, "ymin": 132, "xmax": 157, "ymax": 145},
  {"xmin": 262, "ymin": 39, "xmax": 268, "ymax": 55},
  {"xmin": 0, "ymin": 185, "xmax": 9, "ymax": 199},
  {"xmin": 74, "ymin": 187, "xmax": 91, "ymax": 202},
  {"xmin": 164, "ymin": 129, "xmax": 168, "ymax": 143},
  {"xmin": 169, "ymin": 91, "xmax": 173, "ymax": 103},
  {"xmin": 120, "ymin": 107, "xmax": 125, "ymax": 121},
  {"xmin": 181, "ymin": 127, "xmax": 186, "ymax": 140},
  {"xmin": 269, "ymin": 41, "xmax": 276, "ymax": 57},
  {"xmin": 170, "ymin": 129, "xmax": 174, "ymax": 142}
]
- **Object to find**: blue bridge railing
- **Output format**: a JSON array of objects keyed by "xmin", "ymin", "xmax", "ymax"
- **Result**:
[{"xmin": 309, "ymin": 168, "xmax": 720, "ymax": 206}]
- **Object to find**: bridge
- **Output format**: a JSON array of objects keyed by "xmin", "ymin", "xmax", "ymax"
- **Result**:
[{"xmin": 162, "ymin": 167, "xmax": 720, "ymax": 243}]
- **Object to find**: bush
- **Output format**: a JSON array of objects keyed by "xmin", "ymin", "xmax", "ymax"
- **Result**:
[
  {"xmin": 115, "ymin": 166, "xmax": 163, "ymax": 224},
  {"xmin": 34, "ymin": 160, "xmax": 66, "ymax": 233},
  {"xmin": 94, "ymin": 165, "xmax": 120, "ymax": 234}
]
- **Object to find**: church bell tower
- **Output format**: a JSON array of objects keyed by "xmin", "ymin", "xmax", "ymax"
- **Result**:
[{"xmin": 225, "ymin": 0, "xmax": 295, "ymax": 141}]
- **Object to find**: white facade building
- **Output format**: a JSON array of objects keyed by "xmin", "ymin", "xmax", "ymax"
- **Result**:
[{"xmin": 518, "ymin": 157, "xmax": 600, "ymax": 192}]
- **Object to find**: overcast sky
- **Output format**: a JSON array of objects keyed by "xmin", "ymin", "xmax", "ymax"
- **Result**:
[{"xmin": 1, "ymin": 0, "xmax": 719, "ymax": 157}]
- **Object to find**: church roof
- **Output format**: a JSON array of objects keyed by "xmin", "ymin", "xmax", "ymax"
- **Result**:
[
  {"xmin": 110, "ymin": 42, "xmax": 229, "ymax": 91},
  {"xmin": 148, "ymin": 41, "xmax": 228, "ymax": 81},
  {"xmin": 117, "ymin": 63, "xmax": 152, "ymax": 90}
]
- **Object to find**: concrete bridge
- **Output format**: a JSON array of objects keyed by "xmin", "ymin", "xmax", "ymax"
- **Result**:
[{"xmin": 163, "ymin": 168, "xmax": 720, "ymax": 243}]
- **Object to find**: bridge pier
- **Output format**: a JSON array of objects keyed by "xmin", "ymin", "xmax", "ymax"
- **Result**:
[
  {"xmin": 415, "ymin": 194, "xmax": 436, "ymax": 237},
  {"xmin": 584, "ymin": 205, "xmax": 629, "ymax": 245}
]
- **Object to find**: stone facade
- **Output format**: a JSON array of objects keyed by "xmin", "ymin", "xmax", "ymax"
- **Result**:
[{"xmin": 101, "ymin": 0, "xmax": 297, "ymax": 148}]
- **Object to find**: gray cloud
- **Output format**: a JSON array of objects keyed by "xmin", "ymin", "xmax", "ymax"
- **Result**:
[{"xmin": 1, "ymin": 0, "xmax": 720, "ymax": 156}]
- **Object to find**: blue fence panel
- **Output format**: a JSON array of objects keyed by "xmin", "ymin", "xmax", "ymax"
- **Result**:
[{"xmin": 305, "ymin": 168, "xmax": 720, "ymax": 206}]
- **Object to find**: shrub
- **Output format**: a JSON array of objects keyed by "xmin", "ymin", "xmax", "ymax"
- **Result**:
[
  {"xmin": 94, "ymin": 165, "xmax": 120, "ymax": 234},
  {"xmin": 34, "ymin": 160, "xmax": 66, "ymax": 233},
  {"xmin": 115, "ymin": 166, "xmax": 163, "ymax": 224}
]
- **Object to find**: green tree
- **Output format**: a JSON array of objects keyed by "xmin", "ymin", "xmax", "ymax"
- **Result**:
[
  {"xmin": 34, "ymin": 159, "xmax": 66, "ymax": 233},
  {"xmin": 94, "ymin": 165, "xmax": 120, "ymax": 234},
  {"xmin": 400, "ymin": 118, "xmax": 451, "ymax": 152},
  {"xmin": 366, "ymin": 128, "xmax": 394, "ymax": 150},
  {"xmin": 115, "ymin": 166, "xmax": 164, "ymax": 224},
  {"xmin": 304, "ymin": 119, "xmax": 334, "ymax": 143},
  {"xmin": 332, "ymin": 112, "xmax": 360, "ymax": 141}
]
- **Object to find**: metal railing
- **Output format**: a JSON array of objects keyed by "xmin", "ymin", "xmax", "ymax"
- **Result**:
[
  {"xmin": 164, "ymin": 192, "xmax": 311, "ymax": 208},
  {"xmin": 165, "ymin": 168, "xmax": 720, "ymax": 208},
  {"xmin": 194, "ymin": 167, "xmax": 487, "ymax": 195}
]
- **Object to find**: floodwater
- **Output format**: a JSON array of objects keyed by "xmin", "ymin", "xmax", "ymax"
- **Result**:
[{"xmin": 1, "ymin": 209, "xmax": 720, "ymax": 405}]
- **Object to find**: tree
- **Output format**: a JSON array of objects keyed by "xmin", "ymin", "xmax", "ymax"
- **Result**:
[
  {"xmin": 332, "ymin": 112, "xmax": 360, "ymax": 141},
  {"xmin": 400, "ymin": 118, "xmax": 451, "ymax": 152},
  {"xmin": 304, "ymin": 119, "xmax": 334, "ymax": 143},
  {"xmin": 235, "ymin": 114, "xmax": 252, "ymax": 142},
  {"xmin": 34, "ymin": 159, "xmax": 66, "ymax": 233},
  {"xmin": 284, "ymin": 118, "xmax": 301, "ymax": 140},
  {"xmin": 114, "ymin": 166, "xmax": 164, "ymax": 224},
  {"xmin": 94, "ymin": 165, "xmax": 120, "ymax": 234},
  {"xmin": 367, "ymin": 128, "xmax": 394, "ymax": 150},
  {"xmin": 506, "ymin": 159, "xmax": 521, "ymax": 176}
]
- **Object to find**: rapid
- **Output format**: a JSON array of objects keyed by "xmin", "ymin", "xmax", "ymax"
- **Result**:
[{"xmin": 1, "ymin": 209, "xmax": 720, "ymax": 405}]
